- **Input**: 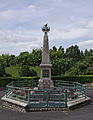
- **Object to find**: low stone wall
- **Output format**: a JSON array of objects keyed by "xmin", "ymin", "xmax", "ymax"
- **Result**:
[
  {"xmin": 1, "ymin": 95, "xmax": 91, "ymax": 112},
  {"xmin": 27, "ymin": 107, "xmax": 68, "ymax": 112},
  {"xmin": 2, "ymin": 100, "xmax": 27, "ymax": 112}
]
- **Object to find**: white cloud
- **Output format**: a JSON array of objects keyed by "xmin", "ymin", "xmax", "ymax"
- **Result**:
[
  {"xmin": 50, "ymin": 28, "xmax": 90, "ymax": 40},
  {"xmin": 0, "ymin": 5, "xmax": 36, "ymax": 28},
  {"xmin": 0, "ymin": 29, "xmax": 42, "ymax": 55},
  {"xmin": 0, "ymin": 0, "xmax": 93, "ymax": 54},
  {"xmin": 86, "ymin": 21, "xmax": 93, "ymax": 29},
  {"xmin": 77, "ymin": 40, "xmax": 93, "ymax": 49}
]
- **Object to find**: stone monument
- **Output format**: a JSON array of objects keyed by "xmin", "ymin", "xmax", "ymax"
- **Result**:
[{"xmin": 38, "ymin": 24, "xmax": 54, "ymax": 90}]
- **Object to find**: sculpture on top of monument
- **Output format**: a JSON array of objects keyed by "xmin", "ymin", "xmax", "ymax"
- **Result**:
[{"xmin": 42, "ymin": 24, "xmax": 50, "ymax": 33}]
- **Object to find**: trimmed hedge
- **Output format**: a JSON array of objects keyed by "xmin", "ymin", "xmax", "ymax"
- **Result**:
[
  {"xmin": 0, "ymin": 75, "xmax": 93, "ymax": 87},
  {"xmin": 0, "ymin": 77, "xmax": 39, "ymax": 87},
  {"xmin": 52, "ymin": 75, "xmax": 93, "ymax": 84}
]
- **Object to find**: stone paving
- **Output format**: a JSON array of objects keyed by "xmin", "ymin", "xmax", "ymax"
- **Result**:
[{"xmin": 0, "ymin": 87, "xmax": 93, "ymax": 120}]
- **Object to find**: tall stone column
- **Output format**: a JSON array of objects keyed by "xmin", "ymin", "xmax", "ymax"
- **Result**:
[{"xmin": 38, "ymin": 24, "xmax": 54, "ymax": 90}]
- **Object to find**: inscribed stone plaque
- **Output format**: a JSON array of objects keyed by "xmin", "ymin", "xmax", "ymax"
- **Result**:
[{"xmin": 43, "ymin": 70, "xmax": 49, "ymax": 77}]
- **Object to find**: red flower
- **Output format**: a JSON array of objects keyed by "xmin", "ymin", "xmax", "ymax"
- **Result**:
[
  {"xmin": 13, "ymin": 91, "xmax": 16, "ymax": 93},
  {"xmin": 14, "ymin": 88, "xmax": 18, "ymax": 90}
]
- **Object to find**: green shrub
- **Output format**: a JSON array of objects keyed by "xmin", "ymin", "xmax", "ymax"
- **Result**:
[
  {"xmin": 0, "ymin": 76, "xmax": 39, "ymax": 87},
  {"xmin": 52, "ymin": 75, "xmax": 93, "ymax": 84},
  {"xmin": 20, "ymin": 65, "xmax": 37, "ymax": 77},
  {"xmin": 0, "ymin": 75, "xmax": 93, "ymax": 87}
]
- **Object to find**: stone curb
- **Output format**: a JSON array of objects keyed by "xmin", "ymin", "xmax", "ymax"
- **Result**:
[{"xmin": 1, "ymin": 95, "xmax": 91, "ymax": 112}]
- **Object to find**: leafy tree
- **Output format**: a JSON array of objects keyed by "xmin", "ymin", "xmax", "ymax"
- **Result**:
[
  {"xmin": 65, "ymin": 61, "xmax": 89, "ymax": 75},
  {"xmin": 65, "ymin": 45, "xmax": 81, "ymax": 62},
  {"xmin": 52, "ymin": 58, "xmax": 73, "ymax": 76},
  {"xmin": 85, "ymin": 56, "xmax": 93, "ymax": 65},
  {"xmin": 52, "ymin": 46, "xmax": 57, "ymax": 52},
  {"xmin": 0, "ymin": 56, "xmax": 7, "ymax": 76},
  {"xmin": 30, "ymin": 69, "xmax": 37, "ymax": 77},
  {"xmin": 85, "ymin": 67, "xmax": 93, "ymax": 75},
  {"xmin": 58, "ymin": 46, "xmax": 64, "ymax": 53},
  {"xmin": 18, "ymin": 52, "xmax": 30, "ymax": 66},
  {"xmin": 89, "ymin": 49, "xmax": 93, "ymax": 56},
  {"xmin": 20, "ymin": 65, "xmax": 37, "ymax": 77},
  {"xmin": 0, "ymin": 64, "xmax": 6, "ymax": 77},
  {"xmin": 84, "ymin": 49, "xmax": 89, "ymax": 56},
  {"xmin": 80, "ymin": 50, "xmax": 85, "ymax": 60},
  {"xmin": 31, "ymin": 48, "xmax": 42, "ymax": 66}
]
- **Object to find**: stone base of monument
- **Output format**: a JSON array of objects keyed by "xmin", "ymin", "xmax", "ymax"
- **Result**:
[
  {"xmin": 1, "ymin": 95, "xmax": 91, "ymax": 112},
  {"xmin": 1, "ymin": 95, "xmax": 28, "ymax": 112},
  {"xmin": 67, "ymin": 96, "xmax": 91, "ymax": 110},
  {"xmin": 38, "ymin": 79, "xmax": 54, "ymax": 90}
]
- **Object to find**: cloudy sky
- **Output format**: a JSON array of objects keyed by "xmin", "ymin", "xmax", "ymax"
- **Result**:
[{"xmin": 0, "ymin": 0, "xmax": 93, "ymax": 55}]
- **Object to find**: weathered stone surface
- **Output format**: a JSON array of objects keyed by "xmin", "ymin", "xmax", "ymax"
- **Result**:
[
  {"xmin": 1, "ymin": 95, "xmax": 91, "ymax": 112},
  {"xmin": 1, "ymin": 95, "xmax": 27, "ymax": 112},
  {"xmin": 38, "ymin": 24, "xmax": 54, "ymax": 90},
  {"xmin": 67, "ymin": 96, "xmax": 91, "ymax": 109}
]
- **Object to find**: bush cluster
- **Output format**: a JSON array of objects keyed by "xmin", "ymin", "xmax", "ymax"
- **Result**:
[{"xmin": 0, "ymin": 75, "xmax": 93, "ymax": 87}]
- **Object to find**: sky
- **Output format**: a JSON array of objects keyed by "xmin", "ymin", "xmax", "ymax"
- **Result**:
[{"xmin": 0, "ymin": 0, "xmax": 93, "ymax": 55}]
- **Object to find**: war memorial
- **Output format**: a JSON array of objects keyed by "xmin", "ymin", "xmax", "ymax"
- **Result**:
[{"xmin": 1, "ymin": 24, "xmax": 91, "ymax": 112}]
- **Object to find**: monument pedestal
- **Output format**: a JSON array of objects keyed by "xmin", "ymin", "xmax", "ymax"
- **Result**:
[
  {"xmin": 38, "ymin": 63, "xmax": 54, "ymax": 90},
  {"xmin": 38, "ymin": 79, "xmax": 54, "ymax": 90}
]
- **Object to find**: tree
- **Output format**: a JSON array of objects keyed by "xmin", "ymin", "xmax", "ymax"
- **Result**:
[
  {"xmin": 0, "ymin": 64, "xmax": 6, "ymax": 77},
  {"xmin": 18, "ymin": 52, "xmax": 30, "ymax": 66},
  {"xmin": 89, "ymin": 49, "xmax": 93, "ymax": 56},
  {"xmin": 52, "ymin": 58, "xmax": 73, "ymax": 76},
  {"xmin": 52, "ymin": 46, "xmax": 57, "ymax": 52},
  {"xmin": 84, "ymin": 49, "xmax": 89, "ymax": 56},
  {"xmin": 30, "ymin": 69, "xmax": 37, "ymax": 77},
  {"xmin": 20, "ymin": 65, "xmax": 37, "ymax": 77},
  {"xmin": 85, "ymin": 67, "xmax": 93, "ymax": 75},
  {"xmin": 65, "ymin": 45, "xmax": 81, "ymax": 62},
  {"xmin": 0, "ymin": 56, "xmax": 7, "ymax": 76},
  {"xmin": 58, "ymin": 46, "xmax": 64, "ymax": 53},
  {"xmin": 85, "ymin": 56, "xmax": 93, "ymax": 65},
  {"xmin": 65, "ymin": 61, "xmax": 89, "ymax": 75},
  {"xmin": 80, "ymin": 50, "xmax": 85, "ymax": 60}
]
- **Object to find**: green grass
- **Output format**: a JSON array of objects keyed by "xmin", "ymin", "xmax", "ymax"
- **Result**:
[
  {"xmin": 29, "ymin": 66, "xmax": 40, "ymax": 77},
  {"xmin": 5, "ymin": 65, "xmax": 40, "ymax": 77},
  {"xmin": 5, "ymin": 65, "xmax": 19, "ymax": 77}
]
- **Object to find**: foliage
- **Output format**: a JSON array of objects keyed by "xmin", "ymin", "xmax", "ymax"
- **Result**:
[
  {"xmin": 65, "ymin": 61, "xmax": 89, "ymax": 75},
  {"xmin": 0, "ymin": 56, "xmax": 7, "ymax": 77},
  {"xmin": 0, "ymin": 77, "xmax": 39, "ymax": 87},
  {"xmin": 52, "ymin": 58, "xmax": 73, "ymax": 76},
  {"xmin": 1, "ymin": 75, "xmax": 93, "ymax": 87},
  {"xmin": 5, "ymin": 66, "xmax": 40, "ymax": 77},
  {"xmin": 0, "ymin": 45, "xmax": 93, "ymax": 76},
  {"xmin": 52, "ymin": 75, "xmax": 93, "ymax": 84},
  {"xmin": 20, "ymin": 65, "xmax": 37, "ymax": 77},
  {"xmin": 65, "ymin": 45, "xmax": 81, "ymax": 62}
]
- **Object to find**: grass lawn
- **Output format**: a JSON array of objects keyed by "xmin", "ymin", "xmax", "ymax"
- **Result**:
[
  {"xmin": 29, "ymin": 66, "xmax": 40, "ymax": 77},
  {"xmin": 5, "ymin": 65, "xmax": 40, "ymax": 77}
]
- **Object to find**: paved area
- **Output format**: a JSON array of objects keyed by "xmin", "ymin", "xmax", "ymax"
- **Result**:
[{"xmin": 0, "ymin": 87, "xmax": 93, "ymax": 120}]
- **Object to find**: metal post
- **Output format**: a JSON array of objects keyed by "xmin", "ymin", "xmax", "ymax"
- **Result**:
[
  {"xmin": 32, "ymin": 80, "xmax": 33, "ymax": 88},
  {"xmin": 6, "ymin": 85, "xmax": 8, "ymax": 97},
  {"xmin": 84, "ymin": 85, "xmax": 86, "ymax": 98},
  {"xmin": 65, "ymin": 89, "xmax": 67, "ymax": 108},
  {"xmin": 46, "ymin": 90, "xmax": 49, "ymax": 107},
  {"xmin": 28, "ymin": 89, "xmax": 30, "ymax": 105}
]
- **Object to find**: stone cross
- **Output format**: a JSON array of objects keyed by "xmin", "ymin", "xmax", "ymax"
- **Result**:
[
  {"xmin": 42, "ymin": 24, "xmax": 50, "ymax": 33},
  {"xmin": 38, "ymin": 24, "xmax": 54, "ymax": 90},
  {"xmin": 41, "ymin": 24, "xmax": 51, "ymax": 64}
]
